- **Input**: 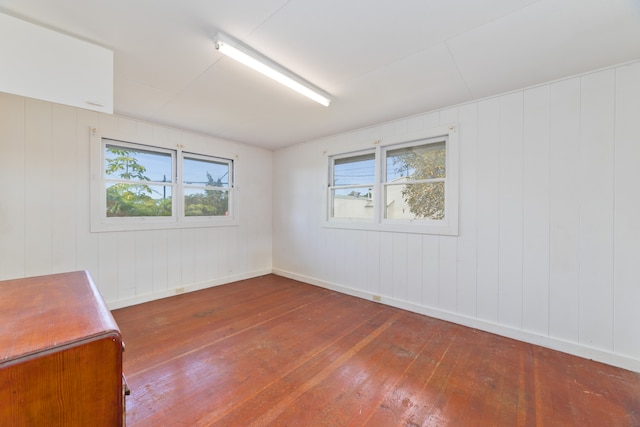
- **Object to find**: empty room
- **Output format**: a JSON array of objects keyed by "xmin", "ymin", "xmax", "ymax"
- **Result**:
[{"xmin": 1, "ymin": 1, "xmax": 639, "ymax": 426}]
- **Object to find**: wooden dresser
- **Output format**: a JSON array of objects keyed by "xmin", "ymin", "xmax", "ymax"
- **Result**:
[{"xmin": 0, "ymin": 271, "xmax": 127, "ymax": 426}]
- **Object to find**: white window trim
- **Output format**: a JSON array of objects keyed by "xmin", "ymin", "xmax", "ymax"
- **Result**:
[
  {"xmin": 90, "ymin": 129, "xmax": 238, "ymax": 232},
  {"xmin": 180, "ymin": 151, "xmax": 235, "ymax": 225},
  {"xmin": 323, "ymin": 124, "xmax": 459, "ymax": 236},
  {"xmin": 327, "ymin": 149, "xmax": 376, "ymax": 224}
]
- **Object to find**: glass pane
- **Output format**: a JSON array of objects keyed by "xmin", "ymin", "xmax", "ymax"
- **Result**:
[
  {"xmin": 183, "ymin": 157, "xmax": 230, "ymax": 187},
  {"xmin": 105, "ymin": 144, "xmax": 172, "ymax": 183},
  {"xmin": 106, "ymin": 183, "xmax": 172, "ymax": 217},
  {"xmin": 333, "ymin": 153, "xmax": 375, "ymax": 186},
  {"xmin": 331, "ymin": 187, "xmax": 374, "ymax": 219},
  {"xmin": 385, "ymin": 182, "xmax": 444, "ymax": 220},
  {"xmin": 386, "ymin": 141, "xmax": 445, "ymax": 182},
  {"xmin": 184, "ymin": 188, "xmax": 229, "ymax": 217}
]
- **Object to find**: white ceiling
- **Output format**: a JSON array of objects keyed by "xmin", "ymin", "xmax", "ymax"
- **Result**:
[{"xmin": 1, "ymin": 0, "xmax": 640, "ymax": 150}]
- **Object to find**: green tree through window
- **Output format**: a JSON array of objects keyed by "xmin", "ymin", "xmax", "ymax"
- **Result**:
[
  {"xmin": 388, "ymin": 141, "xmax": 446, "ymax": 220},
  {"xmin": 105, "ymin": 145, "xmax": 172, "ymax": 217},
  {"xmin": 184, "ymin": 172, "xmax": 229, "ymax": 216}
]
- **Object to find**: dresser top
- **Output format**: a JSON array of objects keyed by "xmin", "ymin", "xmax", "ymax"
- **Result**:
[{"xmin": 0, "ymin": 271, "xmax": 120, "ymax": 363}]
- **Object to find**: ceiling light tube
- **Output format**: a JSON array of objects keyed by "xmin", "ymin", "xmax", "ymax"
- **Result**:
[{"xmin": 213, "ymin": 32, "xmax": 331, "ymax": 107}]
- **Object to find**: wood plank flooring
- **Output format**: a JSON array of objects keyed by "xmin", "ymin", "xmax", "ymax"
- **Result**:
[{"xmin": 111, "ymin": 274, "xmax": 640, "ymax": 426}]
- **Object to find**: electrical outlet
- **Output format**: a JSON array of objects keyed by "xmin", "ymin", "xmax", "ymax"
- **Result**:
[
  {"xmin": 175, "ymin": 287, "xmax": 185, "ymax": 294},
  {"xmin": 372, "ymin": 295, "xmax": 381, "ymax": 302}
]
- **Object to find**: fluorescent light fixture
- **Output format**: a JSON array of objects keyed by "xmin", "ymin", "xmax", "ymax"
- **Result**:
[{"xmin": 213, "ymin": 32, "xmax": 331, "ymax": 107}]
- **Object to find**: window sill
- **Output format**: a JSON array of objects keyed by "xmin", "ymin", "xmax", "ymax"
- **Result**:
[
  {"xmin": 90, "ymin": 217, "xmax": 239, "ymax": 233},
  {"xmin": 322, "ymin": 219, "xmax": 458, "ymax": 236}
]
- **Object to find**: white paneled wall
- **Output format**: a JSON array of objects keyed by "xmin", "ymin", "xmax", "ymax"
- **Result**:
[
  {"xmin": 273, "ymin": 61, "xmax": 640, "ymax": 372},
  {"xmin": 614, "ymin": 63, "xmax": 640, "ymax": 361},
  {"xmin": 1, "ymin": 61, "xmax": 637, "ymax": 371},
  {"xmin": 0, "ymin": 94, "xmax": 272, "ymax": 308}
]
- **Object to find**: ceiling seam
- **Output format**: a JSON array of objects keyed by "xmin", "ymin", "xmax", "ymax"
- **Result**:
[
  {"xmin": 333, "ymin": 0, "xmax": 546, "ymax": 88},
  {"xmin": 246, "ymin": 0, "xmax": 292, "ymax": 38},
  {"xmin": 443, "ymin": 0, "xmax": 546, "ymax": 43},
  {"xmin": 443, "ymin": 40, "xmax": 475, "ymax": 100},
  {"xmin": 148, "ymin": 0, "xmax": 293, "ymax": 121}
]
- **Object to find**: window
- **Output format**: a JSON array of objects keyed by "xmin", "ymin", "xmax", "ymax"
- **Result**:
[
  {"xmin": 104, "ymin": 142, "xmax": 174, "ymax": 218},
  {"xmin": 383, "ymin": 140, "xmax": 446, "ymax": 221},
  {"xmin": 92, "ymin": 136, "xmax": 236, "ymax": 232},
  {"xmin": 329, "ymin": 152, "xmax": 375, "ymax": 220},
  {"xmin": 326, "ymin": 125, "xmax": 458, "ymax": 235},
  {"xmin": 182, "ymin": 154, "xmax": 232, "ymax": 217}
]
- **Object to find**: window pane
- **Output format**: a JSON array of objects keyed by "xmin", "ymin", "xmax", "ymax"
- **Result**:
[
  {"xmin": 184, "ymin": 188, "xmax": 229, "ymax": 217},
  {"xmin": 385, "ymin": 182, "xmax": 444, "ymax": 220},
  {"xmin": 386, "ymin": 141, "xmax": 445, "ymax": 182},
  {"xmin": 105, "ymin": 144, "xmax": 172, "ymax": 183},
  {"xmin": 331, "ymin": 187, "xmax": 374, "ymax": 219},
  {"xmin": 106, "ymin": 183, "xmax": 172, "ymax": 217},
  {"xmin": 333, "ymin": 153, "xmax": 375, "ymax": 186},
  {"xmin": 183, "ymin": 157, "xmax": 230, "ymax": 187}
]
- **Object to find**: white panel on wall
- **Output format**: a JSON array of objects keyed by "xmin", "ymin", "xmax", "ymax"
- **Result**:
[
  {"xmin": 117, "ymin": 232, "xmax": 137, "ymax": 301},
  {"xmin": 229, "ymin": 226, "xmax": 240, "ymax": 276},
  {"xmin": 579, "ymin": 69, "xmax": 615, "ymax": 351},
  {"xmin": 217, "ymin": 227, "xmax": 230, "ymax": 277},
  {"xmin": 74, "ymin": 109, "xmax": 100, "ymax": 281},
  {"xmin": 392, "ymin": 233, "xmax": 409, "ymax": 301},
  {"xmin": 438, "ymin": 236, "xmax": 458, "ymax": 312},
  {"xmin": 152, "ymin": 231, "xmax": 169, "ymax": 293},
  {"xmin": 135, "ymin": 231, "xmax": 155, "ymax": 297},
  {"xmin": 522, "ymin": 85, "xmax": 550, "ymax": 335},
  {"xmin": 317, "ymin": 222, "xmax": 331, "ymax": 285},
  {"xmin": 0, "ymin": 94, "xmax": 26, "ymax": 280},
  {"xmin": 498, "ymin": 92, "xmax": 524, "ymax": 328},
  {"xmin": 116, "ymin": 117, "xmax": 138, "ymax": 142},
  {"xmin": 181, "ymin": 228, "xmax": 196, "ymax": 287},
  {"xmin": 342, "ymin": 230, "xmax": 358, "ymax": 293},
  {"xmin": 334, "ymin": 230, "xmax": 349, "ymax": 288},
  {"xmin": 0, "ymin": 12, "xmax": 113, "ymax": 114},
  {"xmin": 51, "ymin": 105, "xmax": 79, "ymax": 273},
  {"xmin": 423, "ymin": 112, "xmax": 440, "ymax": 129},
  {"xmin": 548, "ymin": 78, "xmax": 581, "ymax": 342},
  {"xmin": 475, "ymin": 98, "xmax": 501, "ymax": 323},
  {"xmin": 194, "ymin": 228, "xmax": 208, "ymax": 285},
  {"xmin": 204, "ymin": 228, "xmax": 219, "ymax": 281},
  {"xmin": 24, "ymin": 99, "xmax": 53, "ymax": 277},
  {"xmin": 406, "ymin": 234, "xmax": 423, "ymax": 303},
  {"xmin": 98, "ymin": 233, "xmax": 118, "ymax": 301},
  {"xmin": 365, "ymin": 231, "xmax": 381, "ymax": 296},
  {"xmin": 421, "ymin": 235, "xmax": 439, "ymax": 307},
  {"xmin": 379, "ymin": 232, "xmax": 394, "ymax": 298},
  {"xmin": 354, "ymin": 230, "xmax": 369, "ymax": 292},
  {"xmin": 613, "ymin": 61, "xmax": 640, "ymax": 359},
  {"xmin": 455, "ymin": 103, "xmax": 479, "ymax": 318}
]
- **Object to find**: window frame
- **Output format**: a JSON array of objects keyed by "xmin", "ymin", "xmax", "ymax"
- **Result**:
[
  {"xmin": 91, "ymin": 131, "xmax": 238, "ymax": 232},
  {"xmin": 324, "ymin": 125, "xmax": 459, "ymax": 236},
  {"xmin": 328, "ymin": 150, "xmax": 376, "ymax": 223},
  {"xmin": 381, "ymin": 137, "xmax": 447, "ymax": 223},
  {"xmin": 102, "ymin": 138, "xmax": 177, "ymax": 222},
  {"xmin": 181, "ymin": 151, "xmax": 234, "ymax": 224}
]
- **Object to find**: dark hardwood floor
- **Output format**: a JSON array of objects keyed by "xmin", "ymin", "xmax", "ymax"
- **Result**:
[{"xmin": 112, "ymin": 274, "xmax": 640, "ymax": 426}]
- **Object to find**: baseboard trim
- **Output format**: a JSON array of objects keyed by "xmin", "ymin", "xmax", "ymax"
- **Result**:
[
  {"xmin": 106, "ymin": 268, "xmax": 273, "ymax": 310},
  {"xmin": 272, "ymin": 268, "xmax": 640, "ymax": 373}
]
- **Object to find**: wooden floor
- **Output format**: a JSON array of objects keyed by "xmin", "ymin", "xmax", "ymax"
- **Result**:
[{"xmin": 112, "ymin": 274, "xmax": 640, "ymax": 426}]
